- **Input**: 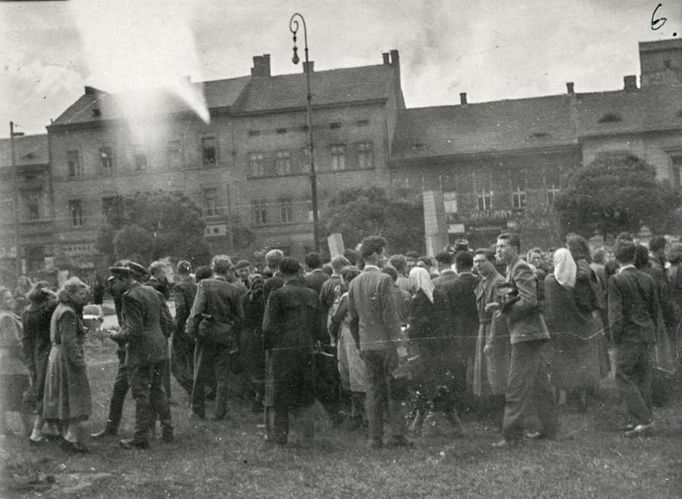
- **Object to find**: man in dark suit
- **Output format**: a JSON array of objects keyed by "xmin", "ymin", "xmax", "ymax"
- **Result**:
[
  {"xmin": 109, "ymin": 264, "xmax": 174, "ymax": 449},
  {"xmin": 304, "ymin": 252, "xmax": 329, "ymax": 294},
  {"xmin": 432, "ymin": 251, "xmax": 457, "ymax": 289},
  {"xmin": 348, "ymin": 236, "xmax": 411, "ymax": 449},
  {"xmin": 441, "ymin": 251, "xmax": 480, "ymax": 411},
  {"xmin": 491, "ymin": 233, "xmax": 557, "ymax": 447},
  {"xmin": 262, "ymin": 257, "xmax": 327, "ymax": 445},
  {"xmin": 171, "ymin": 260, "xmax": 197, "ymax": 399},
  {"xmin": 609, "ymin": 239, "xmax": 659, "ymax": 437},
  {"xmin": 186, "ymin": 255, "xmax": 244, "ymax": 421}
]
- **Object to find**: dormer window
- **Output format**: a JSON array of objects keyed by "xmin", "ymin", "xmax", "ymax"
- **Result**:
[{"xmin": 598, "ymin": 112, "xmax": 622, "ymax": 124}]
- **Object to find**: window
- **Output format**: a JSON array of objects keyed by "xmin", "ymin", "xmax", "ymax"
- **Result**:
[
  {"xmin": 67, "ymin": 150, "xmax": 81, "ymax": 177},
  {"xmin": 357, "ymin": 119, "xmax": 370, "ymax": 126},
  {"xmin": 249, "ymin": 152, "xmax": 265, "ymax": 177},
  {"xmin": 252, "ymin": 200, "xmax": 267, "ymax": 225},
  {"xmin": 511, "ymin": 187, "xmax": 527, "ymax": 210},
  {"xmin": 248, "ymin": 130, "xmax": 260, "ymax": 137},
  {"xmin": 133, "ymin": 146, "xmax": 149, "ymax": 170},
  {"xmin": 100, "ymin": 147, "xmax": 113, "ymax": 175},
  {"xmin": 275, "ymin": 151, "xmax": 291, "ymax": 176},
  {"xmin": 330, "ymin": 122, "xmax": 342, "ymax": 129},
  {"xmin": 204, "ymin": 189, "xmax": 218, "ymax": 216},
  {"xmin": 280, "ymin": 199, "xmax": 293, "ymax": 223},
  {"xmin": 357, "ymin": 142, "xmax": 374, "ymax": 169},
  {"xmin": 102, "ymin": 196, "xmax": 118, "ymax": 222},
  {"xmin": 477, "ymin": 191, "xmax": 492, "ymax": 211},
  {"xmin": 202, "ymin": 137, "xmax": 216, "ymax": 165},
  {"xmin": 671, "ymin": 155, "xmax": 682, "ymax": 188},
  {"xmin": 276, "ymin": 128, "xmax": 287, "ymax": 134},
  {"xmin": 547, "ymin": 184, "xmax": 561, "ymax": 206},
  {"xmin": 443, "ymin": 191, "xmax": 458, "ymax": 214},
  {"xmin": 301, "ymin": 147, "xmax": 311, "ymax": 173},
  {"xmin": 167, "ymin": 140, "xmax": 183, "ymax": 168},
  {"xmin": 25, "ymin": 192, "xmax": 40, "ymax": 221},
  {"xmin": 330, "ymin": 145, "xmax": 346, "ymax": 171},
  {"xmin": 68, "ymin": 200, "xmax": 84, "ymax": 227}
]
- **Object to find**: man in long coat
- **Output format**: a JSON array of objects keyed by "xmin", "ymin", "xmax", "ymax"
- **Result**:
[{"xmin": 262, "ymin": 257, "xmax": 326, "ymax": 445}]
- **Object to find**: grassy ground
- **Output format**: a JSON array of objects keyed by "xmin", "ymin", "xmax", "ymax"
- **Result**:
[{"xmin": 1, "ymin": 333, "xmax": 681, "ymax": 499}]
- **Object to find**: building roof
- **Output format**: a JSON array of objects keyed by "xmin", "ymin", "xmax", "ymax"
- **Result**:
[
  {"xmin": 0, "ymin": 133, "xmax": 48, "ymax": 168},
  {"xmin": 50, "ymin": 62, "xmax": 399, "ymax": 127},
  {"xmin": 50, "ymin": 76, "xmax": 251, "ymax": 127},
  {"xmin": 391, "ymin": 94, "xmax": 578, "ymax": 161},
  {"xmin": 233, "ymin": 64, "xmax": 398, "ymax": 114},
  {"xmin": 575, "ymin": 86, "xmax": 682, "ymax": 137}
]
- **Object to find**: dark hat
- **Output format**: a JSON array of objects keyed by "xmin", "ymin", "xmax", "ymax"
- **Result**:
[
  {"xmin": 235, "ymin": 259, "xmax": 251, "ymax": 270},
  {"xmin": 108, "ymin": 265, "xmax": 131, "ymax": 278},
  {"xmin": 126, "ymin": 261, "xmax": 147, "ymax": 278},
  {"xmin": 454, "ymin": 238, "xmax": 470, "ymax": 252}
]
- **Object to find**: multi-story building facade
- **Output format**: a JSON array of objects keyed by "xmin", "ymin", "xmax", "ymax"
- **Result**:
[
  {"xmin": 0, "ymin": 134, "xmax": 53, "ymax": 278},
  {"xmin": 2, "ymin": 39, "xmax": 681, "ymax": 275}
]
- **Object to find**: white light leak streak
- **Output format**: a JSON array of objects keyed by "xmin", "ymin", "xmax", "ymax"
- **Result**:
[{"xmin": 70, "ymin": 0, "xmax": 210, "ymax": 133}]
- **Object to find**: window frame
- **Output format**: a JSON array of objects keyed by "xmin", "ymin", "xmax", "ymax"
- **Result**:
[
  {"xmin": 330, "ymin": 144, "xmax": 346, "ymax": 171},
  {"xmin": 68, "ymin": 199, "xmax": 84, "ymax": 227}
]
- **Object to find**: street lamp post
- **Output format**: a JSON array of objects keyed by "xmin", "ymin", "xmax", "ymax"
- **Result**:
[
  {"xmin": 9, "ymin": 121, "xmax": 23, "ymax": 277},
  {"xmin": 289, "ymin": 13, "xmax": 320, "ymax": 252}
]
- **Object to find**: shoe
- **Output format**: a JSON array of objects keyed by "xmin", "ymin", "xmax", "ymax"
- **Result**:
[
  {"xmin": 624, "ymin": 421, "xmax": 654, "ymax": 438},
  {"xmin": 367, "ymin": 438, "xmax": 383, "ymax": 449},
  {"xmin": 492, "ymin": 438, "xmax": 519, "ymax": 448},
  {"xmin": 91, "ymin": 426, "xmax": 117, "ymax": 438},
  {"xmin": 29, "ymin": 436, "xmax": 48, "ymax": 447},
  {"xmin": 524, "ymin": 431, "xmax": 541, "ymax": 440},
  {"xmin": 61, "ymin": 439, "xmax": 89, "ymax": 453},
  {"xmin": 251, "ymin": 399, "xmax": 264, "ymax": 413},
  {"xmin": 617, "ymin": 422, "xmax": 636, "ymax": 432},
  {"xmin": 119, "ymin": 438, "xmax": 150, "ymax": 450},
  {"xmin": 385, "ymin": 435, "xmax": 414, "ymax": 448}
]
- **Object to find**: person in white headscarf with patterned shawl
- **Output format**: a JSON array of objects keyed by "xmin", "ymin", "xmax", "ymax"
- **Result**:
[{"xmin": 544, "ymin": 248, "xmax": 604, "ymax": 410}]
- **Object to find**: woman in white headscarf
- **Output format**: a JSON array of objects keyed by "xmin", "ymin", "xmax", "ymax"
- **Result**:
[
  {"xmin": 406, "ymin": 267, "xmax": 461, "ymax": 437},
  {"xmin": 544, "ymin": 248, "xmax": 603, "ymax": 410}
]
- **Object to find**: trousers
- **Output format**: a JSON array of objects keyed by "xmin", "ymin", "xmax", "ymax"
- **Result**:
[
  {"xmin": 361, "ymin": 349, "xmax": 408, "ymax": 442},
  {"xmin": 502, "ymin": 340, "xmax": 558, "ymax": 441},
  {"xmin": 128, "ymin": 361, "xmax": 172, "ymax": 443},
  {"xmin": 192, "ymin": 343, "xmax": 230, "ymax": 418},
  {"xmin": 106, "ymin": 349, "xmax": 129, "ymax": 428},
  {"xmin": 616, "ymin": 341, "xmax": 653, "ymax": 425}
]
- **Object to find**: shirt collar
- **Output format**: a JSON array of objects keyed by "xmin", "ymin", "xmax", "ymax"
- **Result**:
[
  {"xmin": 618, "ymin": 264, "xmax": 636, "ymax": 274},
  {"xmin": 364, "ymin": 265, "xmax": 380, "ymax": 272}
]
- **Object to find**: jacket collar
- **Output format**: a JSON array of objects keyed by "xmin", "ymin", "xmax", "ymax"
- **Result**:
[{"xmin": 364, "ymin": 265, "xmax": 380, "ymax": 272}]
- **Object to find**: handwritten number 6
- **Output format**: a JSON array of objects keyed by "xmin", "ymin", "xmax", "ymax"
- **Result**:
[{"xmin": 652, "ymin": 3, "xmax": 667, "ymax": 30}]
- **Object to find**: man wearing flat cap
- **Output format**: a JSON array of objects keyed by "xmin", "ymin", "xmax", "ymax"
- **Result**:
[{"xmin": 108, "ymin": 262, "xmax": 174, "ymax": 449}]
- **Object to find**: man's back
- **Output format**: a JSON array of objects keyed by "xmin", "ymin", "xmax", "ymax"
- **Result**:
[
  {"xmin": 609, "ymin": 267, "xmax": 658, "ymax": 344},
  {"xmin": 305, "ymin": 269, "xmax": 330, "ymax": 295},
  {"xmin": 348, "ymin": 269, "xmax": 400, "ymax": 351},
  {"xmin": 263, "ymin": 281, "xmax": 323, "ymax": 349},
  {"xmin": 432, "ymin": 271, "xmax": 457, "ymax": 290},
  {"xmin": 122, "ymin": 283, "xmax": 168, "ymax": 366},
  {"xmin": 191, "ymin": 276, "xmax": 243, "ymax": 325}
]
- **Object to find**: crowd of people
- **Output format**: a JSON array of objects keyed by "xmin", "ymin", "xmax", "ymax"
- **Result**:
[{"xmin": 1, "ymin": 230, "xmax": 679, "ymax": 452}]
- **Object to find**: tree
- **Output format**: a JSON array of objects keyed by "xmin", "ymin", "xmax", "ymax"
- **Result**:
[
  {"xmin": 322, "ymin": 186, "xmax": 424, "ymax": 254},
  {"xmin": 554, "ymin": 155, "xmax": 681, "ymax": 238},
  {"xmin": 96, "ymin": 191, "xmax": 212, "ymax": 266}
]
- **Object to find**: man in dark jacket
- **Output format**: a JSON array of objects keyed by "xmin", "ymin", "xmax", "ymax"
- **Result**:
[
  {"xmin": 171, "ymin": 260, "xmax": 197, "ymax": 399},
  {"xmin": 186, "ymin": 255, "xmax": 244, "ymax": 421},
  {"xmin": 262, "ymin": 257, "xmax": 326, "ymax": 445},
  {"xmin": 441, "ymin": 251, "xmax": 480, "ymax": 411},
  {"xmin": 109, "ymin": 264, "xmax": 174, "ymax": 449},
  {"xmin": 609, "ymin": 239, "xmax": 659, "ymax": 437},
  {"xmin": 304, "ymin": 252, "xmax": 329, "ymax": 294},
  {"xmin": 492, "ymin": 233, "xmax": 557, "ymax": 447}
]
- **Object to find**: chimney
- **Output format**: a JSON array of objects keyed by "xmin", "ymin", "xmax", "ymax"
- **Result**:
[
  {"xmin": 382, "ymin": 52, "xmax": 390, "ymax": 65},
  {"xmin": 84, "ymin": 86, "xmax": 97, "ymax": 95},
  {"xmin": 623, "ymin": 75, "xmax": 638, "ymax": 91},
  {"xmin": 390, "ymin": 49, "xmax": 400, "ymax": 66},
  {"xmin": 303, "ymin": 61, "xmax": 314, "ymax": 73},
  {"xmin": 460, "ymin": 92, "xmax": 468, "ymax": 105},
  {"xmin": 251, "ymin": 54, "xmax": 271, "ymax": 77},
  {"xmin": 566, "ymin": 82, "xmax": 574, "ymax": 94}
]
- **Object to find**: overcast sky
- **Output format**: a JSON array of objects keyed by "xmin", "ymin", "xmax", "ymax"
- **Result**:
[{"xmin": 0, "ymin": 0, "xmax": 680, "ymax": 135}]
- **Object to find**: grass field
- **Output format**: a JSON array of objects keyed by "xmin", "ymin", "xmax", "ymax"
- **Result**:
[{"xmin": 1, "ymin": 333, "xmax": 681, "ymax": 498}]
